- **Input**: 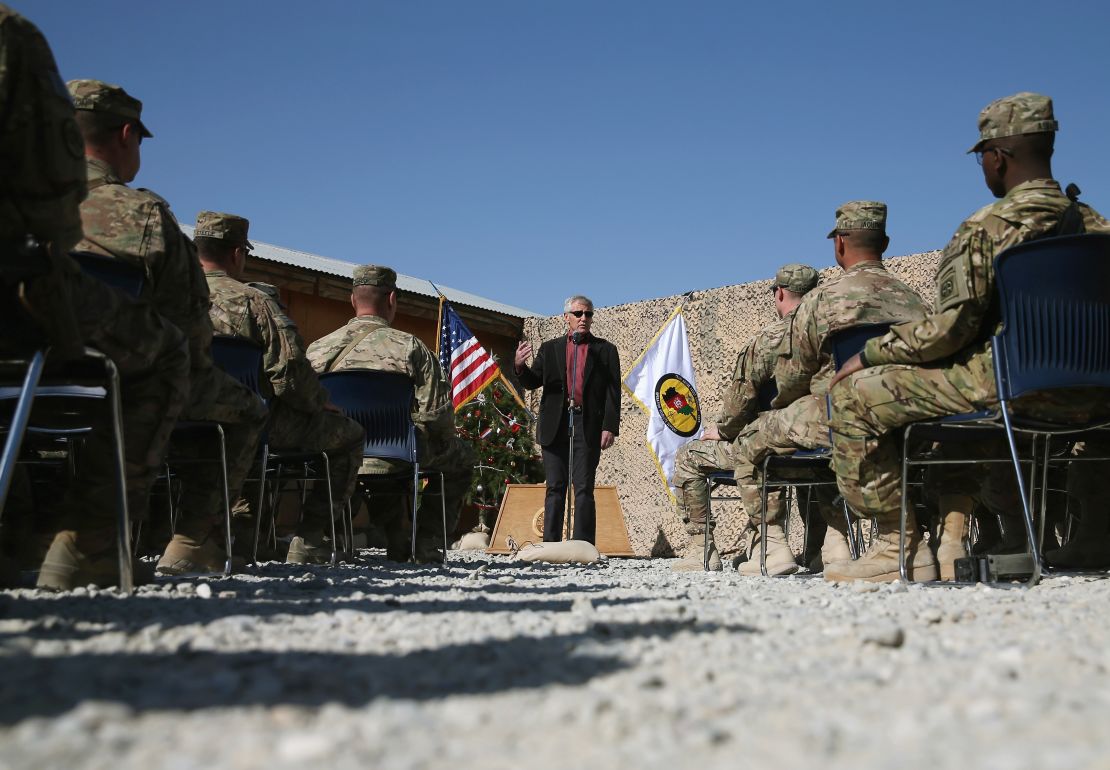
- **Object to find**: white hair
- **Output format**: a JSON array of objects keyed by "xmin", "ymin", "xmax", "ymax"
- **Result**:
[{"xmin": 563, "ymin": 295, "xmax": 594, "ymax": 313}]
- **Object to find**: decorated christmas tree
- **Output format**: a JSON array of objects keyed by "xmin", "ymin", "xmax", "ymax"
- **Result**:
[{"xmin": 455, "ymin": 383, "xmax": 544, "ymax": 530}]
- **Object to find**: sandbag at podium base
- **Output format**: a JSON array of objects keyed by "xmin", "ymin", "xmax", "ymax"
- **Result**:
[{"xmin": 487, "ymin": 484, "xmax": 635, "ymax": 557}]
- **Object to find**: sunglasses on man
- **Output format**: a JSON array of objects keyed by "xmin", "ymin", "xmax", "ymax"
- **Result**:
[{"xmin": 568, "ymin": 310, "xmax": 594, "ymax": 318}]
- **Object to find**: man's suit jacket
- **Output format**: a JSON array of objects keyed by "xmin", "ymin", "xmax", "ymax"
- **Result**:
[{"xmin": 516, "ymin": 334, "xmax": 621, "ymax": 448}]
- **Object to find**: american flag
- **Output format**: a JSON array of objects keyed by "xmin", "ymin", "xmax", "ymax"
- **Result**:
[{"xmin": 437, "ymin": 298, "xmax": 502, "ymax": 411}]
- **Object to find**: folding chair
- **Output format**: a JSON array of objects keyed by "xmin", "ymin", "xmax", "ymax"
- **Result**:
[
  {"xmin": 318, "ymin": 370, "xmax": 448, "ymax": 562},
  {"xmin": 898, "ymin": 232, "xmax": 1110, "ymax": 587},
  {"xmin": 164, "ymin": 416, "xmax": 237, "ymax": 573},
  {"xmin": 0, "ymin": 349, "xmax": 134, "ymax": 592},
  {"xmin": 701, "ymin": 379, "xmax": 782, "ymax": 570},
  {"xmin": 700, "ymin": 376, "xmax": 847, "ymax": 573},
  {"xmin": 752, "ymin": 323, "xmax": 893, "ymax": 576},
  {"xmin": 0, "ymin": 252, "xmax": 146, "ymax": 591},
  {"xmin": 208, "ymin": 335, "xmax": 339, "ymax": 566}
]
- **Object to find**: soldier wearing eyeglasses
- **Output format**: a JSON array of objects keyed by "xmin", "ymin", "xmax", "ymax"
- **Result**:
[
  {"xmin": 514, "ymin": 295, "xmax": 620, "ymax": 544},
  {"xmin": 828, "ymin": 93, "xmax": 1110, "ymax": 581}
]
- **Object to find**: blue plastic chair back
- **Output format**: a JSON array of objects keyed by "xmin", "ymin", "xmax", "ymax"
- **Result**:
[
  {"xmin": 71, "ymin": 251, "xmax": 145, "ymax": 299},
  {"xmin": 211, "ymin": 335, "xmax": 265, "ymax": 397},
  {"xmin": 830, "ymin": 323, "xmax": 893, "ymax": 370},
  {"xmin": 318, "ymin": 370, "xmax": 417, "ymax": 464},
  {"xmin": 993, "ymin": 232, "xmax": 1110, "ymax": 400}
]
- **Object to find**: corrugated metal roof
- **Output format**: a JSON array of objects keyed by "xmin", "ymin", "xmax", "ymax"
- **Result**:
[{"xmin": 181, "ymin": 224, "xmax": 537, "ymax": 319}]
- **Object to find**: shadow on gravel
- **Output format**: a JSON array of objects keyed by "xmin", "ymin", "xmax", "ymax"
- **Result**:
[
  {"xmin": 0, "ymin": 589, "xmax": 651, "ymax": 638},
  {"xmin": 0, "ymin": 555, "xmax": 653, "ymax": 637},
  {"xmin": 0, "ymin": 617, "xmax": 756, "ymax": 723}
]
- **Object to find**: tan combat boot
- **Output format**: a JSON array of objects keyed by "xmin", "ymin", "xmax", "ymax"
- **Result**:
[
  {"xmin": 286, "ymin": 531, "xmax": 335, "ymax": 565},
  {"xmin": 671, "ymin": 528, "xmax": 721, "ymax": 572},
  {"xmin": 821, "ymin": 523, "xmax": 853, "ymax": 568},
  {"xmin": 738, "ymin": 524, "xmax": 798, "ymax": 576},
  {"xmin": 935, "ymin": 494, "xmax": 972, "ymax": 581},
  {"xmin": 157, "ymin": 529, "xmax": 235, "ymax": 576},
  {"xmin": 824, "ymin": 511, "xmax": 937, "ymax": 583},
  {"xmin": 37, "ymin": 529, "xmax": 152, "ymax": 591}
]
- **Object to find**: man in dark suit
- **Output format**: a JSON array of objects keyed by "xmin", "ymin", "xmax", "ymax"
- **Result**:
[{"xmin": 514, "ymin": 295, "xmax": 620, "ymax": 543}]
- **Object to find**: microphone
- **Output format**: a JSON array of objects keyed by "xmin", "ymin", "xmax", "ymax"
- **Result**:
[{"xmin": 571, "ymin": 332, "xmax": 584, "ymax": 345}]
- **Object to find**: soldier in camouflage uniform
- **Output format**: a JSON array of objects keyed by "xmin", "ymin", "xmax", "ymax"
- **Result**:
[
  {"xmin": 1, "ymin": 6, "xmax": 189, "ymax": 590},
  {"xmin": 670, "ymin": 264, "xmax": 819, "ymax": 572},
  {"xmin": 828, "ymin": 93, "xmax": 1110, "ymax": 582},
  {"xmin": 734, "ymin": 202, "xmax": 928, "ymax": 577},
  {"xmin": 66, "ymin": 80, "xmax": 267, "ymax": 576},
  {"xmin": 194, "ymin": 211, "xmax": 363, "ymax": 564},
  {"xmin": 307, "ymin": 265, "xmax": 475, "ymax": 563}
]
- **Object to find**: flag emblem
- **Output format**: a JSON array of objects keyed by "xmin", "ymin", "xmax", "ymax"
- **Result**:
[
  {"xmin": 622, "ymin": 304, "xmax": 702, "ymax": 500},
  {"xmin": 654, "ymin": 373, "xmax": 700, "ymax": 437}
]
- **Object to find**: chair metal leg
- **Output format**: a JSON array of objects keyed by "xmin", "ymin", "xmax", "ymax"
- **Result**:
[
  {"xmin": 165, "ymin": 463, "xmax": 177, "ymax": 534},
  {"xmin": 438, "ymin": 471, "xmax": 448, "ymax": 563},
  {"xmin": 251, "ymin": 444, "xmax": 269, "ymax": 566},
  {"xmin": 760, "ymin": 456, "xmax": 769, "ymax": 577},
  {"xmin": 105, "ymin": 359, "xmax": 134, "ymax": 595},
  {"xmin": 783, "ymin": 485, "xmax": 793, "ymax": 543},
  {"xmin": 999, "ymin": 400, "xmax": 1043, "ymax": 587},
  {"xmin": 212, "ymin": 425, "xmax": 233, "ymax": 575},
  {"xmin": 269, "ymin": 475, "xmax": 280, "ymax": 553},
  {"xmin": 703, "ymin": 485, "xmax": 713, "ymax": 571},
  {"xmin": 842, "ymin": 502, "xmax": 859, "ymax": 560},
  {"xmin": 0, "ymin": 350, "xmax": 46, "ymax": 517},
  {"xmin": 320, "ymin": 452, "xmax": 337, "ymax": 566},
  {"xmin": 342, "ymin": 500, "xmax": 353, "ymax": 555},
  {"xmin": 898, "ymin": 425, "xmax": 913, "ymax": 582},
  {"xmin": 1030, "ymin": 437, "xmax": 1047, "ymax": 556},
  {"xmin": 410, "ymin": 462, "xmax": 420, "ymax": 561},
  {"xmin": 799, "ymin": 486, "xmax": 811, "ymax": 567}
]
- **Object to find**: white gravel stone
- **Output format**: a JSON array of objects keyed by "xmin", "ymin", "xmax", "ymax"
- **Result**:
[{"xmin": 0, "ymin": 551, "xmax": 1107, "ymax": 770}]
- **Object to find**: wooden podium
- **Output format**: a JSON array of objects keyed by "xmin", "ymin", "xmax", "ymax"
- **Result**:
[{"xmin": 486, "ymin": 484, "xmax": 635, "ymax": 557}]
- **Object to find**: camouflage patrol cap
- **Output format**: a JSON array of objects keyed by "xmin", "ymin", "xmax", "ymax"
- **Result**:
[
  {"xmin": 353, "ymin": 265, "xmax": 397, "ymax": 289},
  {"xmin": 194, "ymin": 211, "xmax": 252, "ymax": 248},
  {"xmin": 773, "ymin": 264, "xmax": 819, "ymax": 295},
  {"xmin": 968, "ymin": 92, "xmax": 1058, "ymax": 153},
  {"xmin": 826, "ymin": 200, "xmax": 887, "ymax": 238},
  {"xmin": 66, "ymin": 79, "xmax": 153, "ymax": 138}
]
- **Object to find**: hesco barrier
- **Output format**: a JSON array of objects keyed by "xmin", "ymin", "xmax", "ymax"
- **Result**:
[{"xmin": 517, "ymin": 250, "xmax": 942, "ymax": 557}]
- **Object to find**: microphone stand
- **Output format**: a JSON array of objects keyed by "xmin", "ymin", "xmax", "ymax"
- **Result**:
[{"xmin": 565, "ymin": 332, "xmax": 582, "ymax": 541}]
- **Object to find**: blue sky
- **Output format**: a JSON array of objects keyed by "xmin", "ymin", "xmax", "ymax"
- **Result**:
[{"xmin": 26, "ymin": 0, "xmax": 1110, "ymax": 315}]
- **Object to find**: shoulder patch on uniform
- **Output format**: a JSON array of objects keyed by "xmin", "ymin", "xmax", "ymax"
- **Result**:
[
  {"xmin": 935, "ymin": 239, "xmax": 976, "ymax": 312},
  {"xmin": 247, "ymin": 281, "xmax": 280, "ymax": 300}
]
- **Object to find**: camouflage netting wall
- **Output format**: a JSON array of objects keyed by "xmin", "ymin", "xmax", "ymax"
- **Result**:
[{"xmin": 519, "ymin": 250, "xmax": 942, "ymax": 557}]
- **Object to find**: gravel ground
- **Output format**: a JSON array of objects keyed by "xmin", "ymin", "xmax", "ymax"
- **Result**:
[{"xmin": 0, "ymin": 551, "xmax": 1108, "ymax": 770}]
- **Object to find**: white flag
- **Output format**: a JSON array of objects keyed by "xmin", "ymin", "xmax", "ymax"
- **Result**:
[{"xmin": 622, "ymin": 304, "xmax": 702, "ymax": 501}]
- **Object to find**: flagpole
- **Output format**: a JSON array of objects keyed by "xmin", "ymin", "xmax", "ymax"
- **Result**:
[{"xmin": 433, "ymin": 288, "xmax": 446, "ymax": 360}]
